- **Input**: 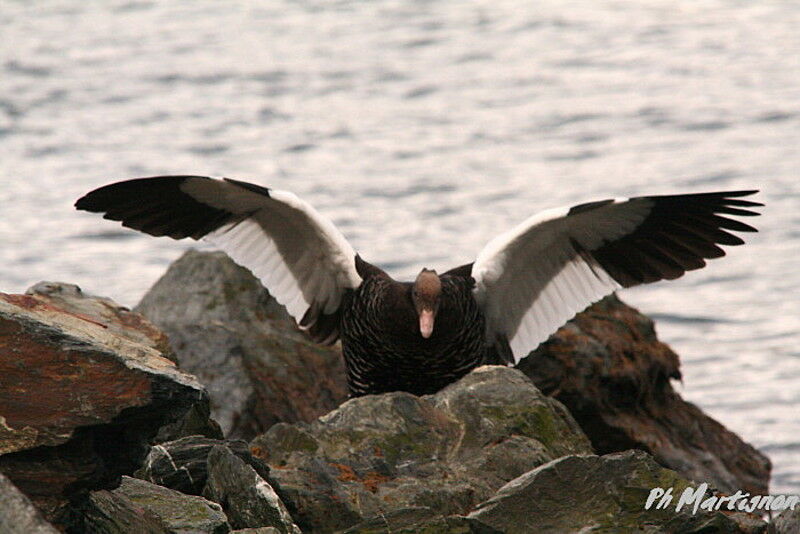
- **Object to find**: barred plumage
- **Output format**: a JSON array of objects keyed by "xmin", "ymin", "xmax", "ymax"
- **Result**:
[{"xmin": 340, "ymin": 272, "xmax": 486, "ymax": 396}]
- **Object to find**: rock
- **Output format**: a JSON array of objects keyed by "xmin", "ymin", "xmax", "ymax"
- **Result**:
[
  {"xmin": 203, "ymin": 445, "xmax": 300, "ymax": 533},
  {"xmin": 517, "ymin": 294, "xmax": 771, "ymax": 496},
  {"xmin": 80, "ymin": 489, "xmax": 170, "ymax": 534},
  {"xmin": 25, "ymin": 281, "xmax": 173, "ymax": 358},
  {"xmin": 251, "ymin": 365, "xmax": 592, "ymax": 533},
  {"xmin": 0, "ymin": 472, "xmax": 60, "ymax": 534},
  {"xmin": 468, "ymin": 450, "xmax": 767, "ymax": 534},
  {"xmin": 772, "ymin": 506, "xmax": 800, "ymax": 534},
  {"xmin": 81, "ymin": 476, "xmax": 230, "ymax": 534},
  {"xmin": 342, "ymin": 510, "xmax": 481, "ymax": 534},
  {"xmin": 135, "ymin": 250, "xmax": 348, "ymax": 439},
  {"xmin": 0, "ymin": 288, "xmax": 213, "ymax": 524},
  {"xmin": 134, "ymin": 436, "xmax": 267, "ymax": 496},
  {"xmin": 21, "ymin": 281, "xmax": 223, "ymax": 442}
]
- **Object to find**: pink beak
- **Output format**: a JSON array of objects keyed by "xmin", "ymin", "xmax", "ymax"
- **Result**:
[{"xmin": 419, "ymin": 309, "xmax": 434, "ymax": 339}]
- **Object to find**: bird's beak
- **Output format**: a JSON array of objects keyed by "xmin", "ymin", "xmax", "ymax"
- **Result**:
[{"xmin": 419, "ymin": 309, "xmax": 434, "ymax": 339}]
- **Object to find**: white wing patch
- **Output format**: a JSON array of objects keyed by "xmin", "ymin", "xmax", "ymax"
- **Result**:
[
  {"xmin": 506, "ymin": 250, "xmax": 620, "ymax": 360},
  {"xmin": 206, "ymin": 218, "xmax": 309, "ymax": 319},
  {"xmin": 181, "ymin": 178, "xmax": 361, "ymax": 325},
  {"xmin": 473, "ymin": 197, "xmax": 653, "ymax": 363}
]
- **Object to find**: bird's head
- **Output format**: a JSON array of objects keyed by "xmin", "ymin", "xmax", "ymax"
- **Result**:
[{"xmin": 412, "ymin": 268, "xmax": 441, "ymax": 339}]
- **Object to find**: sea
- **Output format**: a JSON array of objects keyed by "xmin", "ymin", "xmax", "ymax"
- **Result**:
[{"xmin": 1, "ymin": 0, "xmax": 798, "ymax": 494}]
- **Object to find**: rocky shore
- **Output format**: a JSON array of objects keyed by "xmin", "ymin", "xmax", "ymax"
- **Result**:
[{"xmin": 0, "ymin": 250, "xmax": 791, "ymax": 533}]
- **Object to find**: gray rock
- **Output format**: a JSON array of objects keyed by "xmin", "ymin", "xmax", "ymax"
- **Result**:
[
  {"xmin": 203, "ymin": 445, "xmax": 300, "ymax": 533},
  {"xmin": 772, "ymin": 505, "xmax": 800, "ymax": 534},
  {"xmin": 0, "ymin": 472, "xmax": 60, "ymax": 534},
  {"xmin": 251, "ymin": 365, "xmax": 592, "ymax": 533},
  {"xmin": 82, "ymin": 476, "xmax": 231, "ymax": 534},
  {"xmin": 468, "ymin": 450, "xmax": 767, "ymax": 534},
  {"xmin": 134, "ymin": 436, "xmax": 266, "ymax": 496},
  {"xmin": 81, "ymin": 489, "xmax": 171, "ymax": 534},
  {"xmin": 135, "ymin": 250, "xmax": 348, "ymax": 439},
  {"xmin": 0, "ymin": 287, "xmax": 213, "ymax": 524}
]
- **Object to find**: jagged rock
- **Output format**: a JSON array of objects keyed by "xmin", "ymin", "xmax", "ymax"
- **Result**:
[
  {"xmin": 80, "ymin": 489, "xmax": 170, "ymax": 534},
  {"xmin": 517, "ymin": 294, "xmax": 771, "ymax": 495},
  {"xmin": 772, "ymin": 506, "xmax": 800, "ymax": 534},
  {"xmin": 24, "ymin": 281, "xmax": 174, "ymax": 359},
  {"xmin": 231, "ymin": 529, "xmax": 283, "ymax": 534},
  {"xmin": 135, "ymin": 250, "xmax": 348, "ymax": 439},
  {"xmin": 134, "ymin": 436, "xmax": 266, "ymax": 496},
  {"xmin": 203, "ymin": 445, "xmax": 300, "ymax": 533},
  {"xmin": 0, "ymin": 288, "xmax": 213, "ymax": 524},
  {"xmin": 0, "ymin": 472, "xmax": 60, "ymax": 534},
  {"xmin": 251, "ymin": 365, "xmax": 592, "ymax": 533},
  {"xmin": 82, "ymin": 476, "xmax": 230, "ymax": 534},
  {"xmin": 22, "ymin": 281, "xmax": 223, "ymax": 442},
  {"xmin": 467, "ymin": 450, "xmax": 767, "ymax": 534}
]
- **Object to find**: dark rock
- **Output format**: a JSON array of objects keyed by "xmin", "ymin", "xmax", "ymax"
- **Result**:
[
  {"xmin": 81, "ymin": 476, "xmax": 230, "ymax": 534},
  {"xmin": 155, "ymin": 401, "xmax": 224, "ymax": 443},
  {"xmin": 251, "ymin": 365, "xmax": 592, "ymax": 533},
  {"xmin": 203, "ymin": 445, "xmax": 300, "ymax": 533},
  {"xmin": 135, "ymin": 250, "xmax": 348, "ymax": 439},
  {"xmin": 134, "ymin": 436, "xmax": 266, "ymax": 496},
  {"xmin": 0, "ymin": 288, "xmax": 212, "ymax": 524},
  {"xmin": 0, "ymin": 472, "xmax": 60, "ymax": 534},
  {"xmin": 80, "ymin": 489, "xmax": 170, "ymax": 534},
  {"xmin": 518, "ymin": 294, "xmax": 771, "ymax": 495},
  {"xmin": 468, "ymin": 450, "xmax": 767, "ymax": 534}
]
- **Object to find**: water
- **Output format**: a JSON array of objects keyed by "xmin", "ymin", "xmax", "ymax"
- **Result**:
[{"xmin": 1, "ymin": 0, "xmax": 798, "ymax": 493}]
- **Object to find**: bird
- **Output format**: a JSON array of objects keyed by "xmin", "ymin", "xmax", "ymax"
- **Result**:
[{"xmin": 75, "ymin": 176, "xmax": 762, "ymax": 396}]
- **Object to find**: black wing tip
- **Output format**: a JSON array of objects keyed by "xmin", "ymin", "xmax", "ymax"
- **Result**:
[
  {"xmin": 720, "ymin": 189, "xmax": 759, "ymax": 196},
  {"xmin": 720, "ymin": 190, "xmax": 764, "ymax": 209},
  {"xmin": 75, "ymin": 176, "xmax": 209, "ymax": 212}
]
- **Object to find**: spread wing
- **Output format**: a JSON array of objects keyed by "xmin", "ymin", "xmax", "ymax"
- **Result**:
[
  {"xmin": 75, "ymin": 176, "xmax": 362, "ymax": 344},
  {"xmin": 471, "ymin": 191, "xmax": 762, "ymax": 363}
]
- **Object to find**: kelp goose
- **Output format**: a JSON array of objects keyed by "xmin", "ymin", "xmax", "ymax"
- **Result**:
[{"xmin": 76, "ymin": 177, "xmax": 761, "ymax": 396}]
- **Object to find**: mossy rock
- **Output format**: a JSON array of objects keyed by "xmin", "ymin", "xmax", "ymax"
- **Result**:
[{"xmin": 251, "ymin": 365, "xmax": 592, "ymax": 533}]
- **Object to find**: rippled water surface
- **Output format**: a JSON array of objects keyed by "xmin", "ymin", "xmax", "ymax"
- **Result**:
[{"xmin": 2, "ymin": 1, "xmax": 798, "ymax": 493}]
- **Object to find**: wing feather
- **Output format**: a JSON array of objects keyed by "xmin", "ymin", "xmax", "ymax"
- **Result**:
[
  {"xmin": 76, "ymin": 175, "xmax": 361, "ymax": 343},
  {"xmin": 472, "ymin": 190, "xmax": 761, "ymax": 363}
]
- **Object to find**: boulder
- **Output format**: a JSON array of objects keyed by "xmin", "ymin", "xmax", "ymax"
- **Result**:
[
  {"xmin": 468, "ymin": 450, "xmax": 767, "ymax": 533},
  {"xmin": 518, "ymin": 294, "xmax": 771, "ymax": 495},
  {"xmin": 203, "ymin": 445, "xmax": 300, "ymax": 533},
  {"xmin": 251, "ymin": 365, "xmax": 592, "ymax": 533},
  {"xmin": 0, "ymin": 472, "xmax": 60, "ymax": 534},
  {"xmin": 0, "ymin": 286, "xmax": 215, "ymax": 524},
  {"xmin": 81, "ymin": 476, "xmax": 230, "ymax": 534},
  {"xmin": 135, "ymin": 250, "xmax": 348, "ymax": 439}
]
